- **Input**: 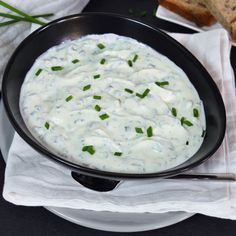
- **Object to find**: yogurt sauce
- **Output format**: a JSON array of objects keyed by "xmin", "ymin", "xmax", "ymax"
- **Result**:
[{"xmin": 20, "ymin": 33, "xmax": 205, "ymax": 174}]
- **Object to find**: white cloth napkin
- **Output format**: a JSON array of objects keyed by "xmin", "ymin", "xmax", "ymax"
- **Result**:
[
  {"xmin": 0, "ymin": 0, "xmax": 89, "ymax": 88},
  {"xmin": 2, "ymin": 26, "xmax": 236, "ymax": 219}
]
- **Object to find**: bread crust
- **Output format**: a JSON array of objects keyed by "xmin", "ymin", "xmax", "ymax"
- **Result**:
[
  {"xmin": 201, "ymin": 0, "xmax": 236, "ymax": 40},
  {"xmin": 158, "ymin": 0, "xmax": 216, "ymax": 26}
]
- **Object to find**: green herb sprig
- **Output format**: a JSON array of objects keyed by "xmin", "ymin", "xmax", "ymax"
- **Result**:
[{"xmin": 0, "ymin": 1, "xmax": 53, "ymax": 27}]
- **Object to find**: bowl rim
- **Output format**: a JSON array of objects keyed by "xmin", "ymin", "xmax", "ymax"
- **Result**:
[{"xmin": 2, "ymin": 12, "xmax": 226, "ymax": 180}]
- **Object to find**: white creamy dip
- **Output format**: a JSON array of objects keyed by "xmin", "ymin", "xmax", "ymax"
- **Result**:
[{"xmin": 20, "ymin": 33, "xmax": 205, "ymax": 174}]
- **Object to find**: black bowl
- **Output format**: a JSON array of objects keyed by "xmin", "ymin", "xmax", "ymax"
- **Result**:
[{"xmin": 2, "ymin": 13, "xmax": 226, "ymax": 191}]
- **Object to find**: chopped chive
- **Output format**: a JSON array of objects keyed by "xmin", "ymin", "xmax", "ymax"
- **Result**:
[
  {"xmin": 127, "ymin": 60, "xmax": 133, "ymax": 67},
  {"xmin": 135, "ymin": 127, "xmax": 143, "ymax": 134},
  {"xmin": 100, "ymin": 58, "xmax": 106, "ymax": 64},
  {"xmin": 83, "ymin": 84, "xmax": 91, "ymax": 91},
  {"xmin": 147, "ymin": 126, "xmax": 153, "ymax": 137},
  {"xmin": 93, "ymin": 95, "xmax": 102, "ymax": 100},
  {"xmin": 44, "ymin": 122, "xmax": 50, "ymax": 130},
  {"xmin": 97, "ymin": 43, "xmax": 105, "ymax": 49},
  {"xmin": 171, "ymin": 107, "xmax": 177, "ymax": 117},
  {"xmin": 93, "ymin": 74, "xmax": 100, "ymax": 79},
  {"xmin": 72, "ymin": 59, "xmax": 79, "ymax": 64},
  {"xmin": 155, "ymin": 81, "xmax": 169, "ymax": 87},
  {"xmin": 142, "ymin": 88, "xmax": 150, "ymax": 98},
  {"xmin": 128, "ymin": 8, "xmax": 133, "ymax": 15},
  {"xmin": 201, "ymin": 130, "xmax": 206, "ymax": 138},
  {"xmin": 82, "ymin": 145, "xmax": 95, "ymax": 155},
  {"xmin": 181, "ymin": 117, "xmax": 193, "ymax": 126},
  {"xmin": 94, "ymin": 104, "xmax": 101, "ymax": 112},
  {"xmin": 136, "ymin": 93, "xmax": 144, "ymax": 98},
  {"xmin": 136, "ymin": 88, "xmax": 150, "ymax": 99},
  {"xmin": 65, "ymin": 95, "xmax": 73, "ymax": 102},
  {"xmin": 0, "ymin": 13, "xmax": 53, "ymax": 27},
  {"xmin": 51, "ymin": 66, "xmax": 63, "ymax": 71},
  {"xmin": 132, "ymin": 54, "xmax": 138, "ymax": 62},
  {"xmin": 193, "ymin": 108, "xmax": 199, "ymax": 118},
  {"xmin": 124, "ymin": 88, "xmax": 134, "ymax": 94},
  {"xmin": 186, "ymin": 141, "xmax": 189, "ymax": 145},
  {"xmin": 0, "ymin": 1, "xmax": 45, "ymax": 25},
  {"xmin": 140, "ymin": 10, "xmax": 147, "ymax": 17},
  {"xmin": 99, "ymin": 113, "xmax": 109, "ymax": 120},
  {"xmin": 114, "ymin": 152, "xmax": 122, "ymax": 156},
  {"xmin": 35, "ymin": 68, "xmax": 42, "ymax": 76}
]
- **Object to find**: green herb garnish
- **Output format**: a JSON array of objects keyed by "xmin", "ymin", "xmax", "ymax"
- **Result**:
[
  {"xmin": 124, "ymin": 88, "xmax": 134, "ymax": 94},
  {"xmin": 114, "ymin": 152, "xmax": 122, "ymax": 156},
  {"xmin": 65, "ymin": 95, "xmax": 73, "ymax": 102},
  {"xmin": 136, "ymin": 88, "xmax": 150, "ymax": 99},
  {"xmin": 51, "ymin": 66, "xmax": 63, "ymax": 71},
  {"xmin": 155, "ymin": 81, "xmax": 169, "ymax": 87},
  {"xmin": 35, "ymin": 68, "xmax": 42, "ymax": 76},
  {"xmin": 141, "ymin": 88, "xmax": 150, "ymax": 97},
  {"xmin": 147, "ymin": 126, "xmax": 153, "ymax": 137},
  {"xmin": 181, "ymin": 117, "xmax": 193, "ymax": 126},
  {"xmin": 83, "ymin": 84, "xmax": 91, "ymax": 91},
  {"xmin": 132, "ymin": 54, "xmax": 138, "ymax": 62},
  {"xmin": 0, "ymin": 1, "xmax": 45, "ymax": 26},
  {"xmin": 135, "ymin": 127, "xmax": 143, "ymax": 134},
  {"xmin": 136, "ymin": 93, "xmax": 143, "ymax": 98},
  {"xmin": 82, "ymin": 145, "xmax": 95, "ymax": 155},
  {"xmin": 140, "ymin": 10, "xmax": 147, "ymax": 17},
  {"xmin": 100, "ymin": 58, "xmax": 106, "ymax": 64},
  {"xmin": 99, "ymin": 113, "xmax": 109, "ymax": 120},
  {"xmin": 93, "ymin": 74, "xmax": 101, "ymax": 79},
  {"xmin": 93, "ymin": 95, "xmax": 102, "ymax": 100},
  {"xmin": 97, "ymin": 43, "xmax": 105, "ymax": 49},
  {"xmin": 72, "ymin": 59, "xmax": 79, "ymax": 64},
  {"xmin": 0, "ymin": 12, "xmax": 53, "ymax": 27},
  {"xmin": 171, "ymin": 107, "xmax": 177, "ymax": 117},
  {"xmin": 127, "ymin": 60, "xmax": 133, "ymax": 67},
  {"xmin": 193, "ymin": 108, "xmax": 199, "ymax": 118},
  {"xmin": 44, "ymin": 122, "xmax": 50, "ymax": 130},
  {"xmin": 94, "ymin": 104, "xmax": 101, "ymax": 112}
]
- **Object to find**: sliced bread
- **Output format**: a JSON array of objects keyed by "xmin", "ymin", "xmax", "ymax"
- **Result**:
[
  {"xmin": 158, "ymin": 0, "xmax": 216, "ymax": 26},
  {"xmin": 202, "ymin": 0, "xmax": 236, "ymax": 40}
]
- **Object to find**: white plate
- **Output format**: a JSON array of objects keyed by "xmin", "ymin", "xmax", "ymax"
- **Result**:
[
  {"xmin": 0, "ymin": 101, "xmax": 194, "ymax": 232},
  {"xmin": 156, "ymin": 6, "xmax": 236, "ymax": 46}
]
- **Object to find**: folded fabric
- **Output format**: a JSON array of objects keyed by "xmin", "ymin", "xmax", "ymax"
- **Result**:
[
  {"xmin": 0, "ymin": 0, "xmax": 89, "ymax": 88},
  {"xmin": 3, "ymin": 28, "xmax": 236, "ymax": 219}
]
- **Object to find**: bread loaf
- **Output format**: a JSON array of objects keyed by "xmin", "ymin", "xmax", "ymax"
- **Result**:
[{"xmin": 158, "ymin": 0, "xmax": 216, "ymax": 26}]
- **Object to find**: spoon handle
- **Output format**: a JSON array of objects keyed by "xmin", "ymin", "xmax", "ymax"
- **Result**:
[{"xmin": 168, "ymin": 173, "xmax": 236, "ymax": 181}]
